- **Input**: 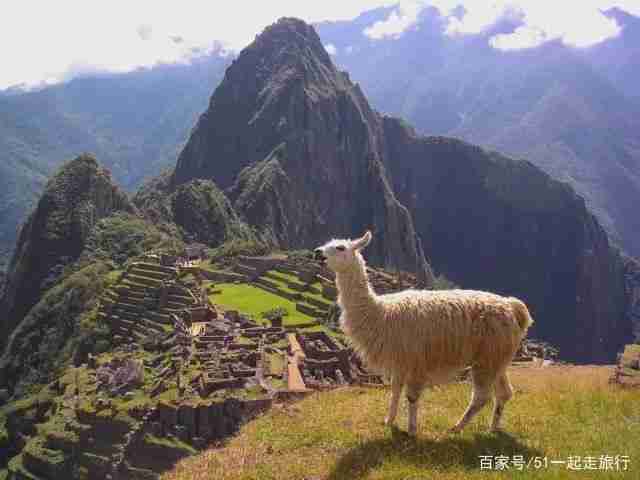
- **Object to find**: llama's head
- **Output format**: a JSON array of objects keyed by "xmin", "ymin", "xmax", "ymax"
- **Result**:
[{"xmin": 314, "ymin": 231, "xmax": 372, "ymax": 273}]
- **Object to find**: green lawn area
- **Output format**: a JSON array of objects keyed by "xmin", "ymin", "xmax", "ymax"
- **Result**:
[
  {"xmin": 264, "ymin": 270, "xmax": 330, "ymax": 304},
  {"xmin": 209, "ymin": 283, "xmax": 317, "ymax": 327},
  {"xmin": 163, "ymin": 365, "xmax": 640, "ymax": 480}
]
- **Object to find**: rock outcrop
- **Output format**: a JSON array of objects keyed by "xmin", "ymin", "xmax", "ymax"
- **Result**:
[
  {"xmin": 0, "ymin": 154, "xmax": 134, "ymax": 351},
  {"xmin": 623, "ymin": 256, "xmax": 640, "ymax": 342},
  {"xmin": 135, "ymin": 175, "xmax": 252, "ymax": 246},
  {"xmin": 170, "ymin": 17, "xmax": 434, "ymax": 285}
]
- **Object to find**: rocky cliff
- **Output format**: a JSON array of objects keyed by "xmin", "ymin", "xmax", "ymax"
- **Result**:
[
  {"xmin": 0, "ymin": 154, "xmax": 134, "ymax": 351},
  {"xmin": 170, "ymin": 17, "xmax": 434, "ymax": 286},
  {"xmin": 382, "ymin": 119, "xmax": 633, "ymax": 362}
]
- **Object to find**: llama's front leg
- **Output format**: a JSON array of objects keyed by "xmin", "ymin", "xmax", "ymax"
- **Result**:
[
  {"xmin": 385, "ymin": 374, "xmax": 403, "ymax": 427},
  {"xmin": 406, "ymin": 382, "xmax": 424, "ymax": 436}
]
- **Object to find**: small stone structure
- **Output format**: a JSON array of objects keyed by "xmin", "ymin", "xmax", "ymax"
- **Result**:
[
  {"xmin": 96, "ymin": 358, "xmax": 144, "ymax": 397},
  {"xmin": 610, "ymin": 344, "xmax": 640, "ymax": 387}
]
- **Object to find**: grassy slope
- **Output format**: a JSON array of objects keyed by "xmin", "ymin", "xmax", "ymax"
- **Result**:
[
  {"xmin": 209, "ymin": 283, "xmax": 318, "ymax": 327},
  {"xmin": 163, "ymin": 365, "xmax": 639, "ymax": 480}
]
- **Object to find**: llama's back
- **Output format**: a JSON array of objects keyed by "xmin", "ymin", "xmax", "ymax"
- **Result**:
[{"xmin": 374, "ymin": 288, "xmax": 530, "ymax": 380}]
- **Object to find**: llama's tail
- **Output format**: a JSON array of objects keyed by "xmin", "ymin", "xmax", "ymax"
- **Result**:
[{"xmin": 509, "ymin": 298, "xmax": 534, "ymax": 333}]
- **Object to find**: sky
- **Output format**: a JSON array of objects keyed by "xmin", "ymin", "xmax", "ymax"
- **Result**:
[{"xmin": 1, "ymin": 0, "xmax": 639, "ymax": 89}]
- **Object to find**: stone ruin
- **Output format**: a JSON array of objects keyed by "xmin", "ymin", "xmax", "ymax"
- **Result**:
[
  {"xmin": 96, "ymin": 358, "xmax": 144, "ymax": 397},
  {"xmin": 610, "ymin": 344, "xmax": 640, "ymax": 387},
  {"xmin": 286, "ymin": 331, "xmax": 382, "ymax": 391},
  {"xmin": 86, "ymin": 251, "xmax": 391, "ymax": 475},
  {"xmin": 515, "ymin": 339, "xmax": 559, "ymax": 362}
]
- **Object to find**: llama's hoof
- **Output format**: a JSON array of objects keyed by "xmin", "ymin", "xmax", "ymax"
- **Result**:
[{"xmin": 384, "ymin": 417, "xmax": 395, "ymax": 427}]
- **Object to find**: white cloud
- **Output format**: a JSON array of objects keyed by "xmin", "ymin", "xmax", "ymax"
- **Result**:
[
  {"xmin": 0, "ymin": 0, "xmax": 397, "ymax": 89},
  {"xmin": 362, "ymin": 0, "xmax": 636, "ymax": 48},
  {"xmin": 364, "ymin": 1, "xmax": 424, "ymax": 39},
  {"xmin": 431, "ymin": 0, "xmax": 628, "ymax": 49},
  {"xmin": 490, "ymin": 25, "xmax": 548, "ymax": 50},
  {"xmin": 0, "ymin": 0, "xmax": 638, "ymax": 88},
  {"xmin": 325, "ymin": 43, "xmax": 337, "ymax": 55}
]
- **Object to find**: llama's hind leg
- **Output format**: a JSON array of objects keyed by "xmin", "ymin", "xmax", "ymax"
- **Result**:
[
  {"xmin": 449, "ymin": 368, "xmax": 494, "ymax": 434},
  {"xmin": 490, "ymin": 370, "xmax": 513, "ymax": 432},
  {"xmin": 385, "ymin": 374, "xmax": 403, "ymax": 427},
  {"xmin": 406, "ymin": 382, "xmax": 425, "ymax": 436}
]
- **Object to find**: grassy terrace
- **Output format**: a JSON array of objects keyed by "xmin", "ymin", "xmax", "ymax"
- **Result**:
[
  {"xmin": 264, "ymin": 270, "xmax": 330, "ymax": 305},
  {"xmin": 208, "ymin": 283, "xmax": 319, "ymax": 327},
  {"xmin": 163, "ymin": 365, "xmax": 639, "ymax": 480}
]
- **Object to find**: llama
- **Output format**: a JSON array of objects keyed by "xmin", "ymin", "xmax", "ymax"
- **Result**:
[{"xmin": 313, "ymin": 231, "xmax": 533, "ymax": 436}]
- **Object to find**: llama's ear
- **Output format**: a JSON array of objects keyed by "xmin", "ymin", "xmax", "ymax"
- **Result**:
[{"xmin": 353, "ymin": 231, "xmax": 372, "ymax": 250}]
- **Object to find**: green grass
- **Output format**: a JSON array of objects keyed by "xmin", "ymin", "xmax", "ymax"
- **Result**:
[
  {"xmin": 209, "ymin": 283, "xmax": 317, "ymax": 327},
  {"xmin": 162, "ymin": 365, "xmax": 639, "ymax": 480}
]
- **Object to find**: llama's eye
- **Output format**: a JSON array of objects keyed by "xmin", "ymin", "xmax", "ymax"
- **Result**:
[{"xmin": 336, "ymin": 246, "xmax": 346, "ymax": 251}]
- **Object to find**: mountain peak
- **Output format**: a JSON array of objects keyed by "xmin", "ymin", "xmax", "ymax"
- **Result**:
[
  {"xmin": 0, "ymin": 154, "xmax": 134, "ymax": 351},
  {"xmin": 171, "ymin": 17, "xmax": 352, "ymax": 189},
  {"xmin": 253, "ymin": 17, "xmax": 332, "ymax": 63},
  {"xmin": 223, "ymin": 16, "xmax": 343, "ymax": 98},
  {"xmin": 169, "ymin": 17, "xmax": 433, "ymax": 286}
]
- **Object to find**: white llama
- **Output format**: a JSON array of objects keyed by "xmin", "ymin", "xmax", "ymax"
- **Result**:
[{"xmin": 314, "ymin": 231, "xmax": 533, "ymax": 436}]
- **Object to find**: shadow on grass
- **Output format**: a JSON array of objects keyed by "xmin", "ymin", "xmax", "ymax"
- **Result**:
[{"xmin": 328, "ymin": 427, "xmax": 544, "ymax": 480}]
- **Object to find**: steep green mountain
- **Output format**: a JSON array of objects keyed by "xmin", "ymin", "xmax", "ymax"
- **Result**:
[
  {"xmin": 168, "ymin": 18, "xmax": 434, "ymax": 286},
  {"xmin": 0, "ymin": 155, "xmax": 134, "ymax": 352},
  {"xmin": 0, "ymin": 51, "xmax": 229, "ymax": 270},
  {"xmin": 0, "ymin": 154, "xmax": 136, "ymax": 394},
  {"xmin": 134, "ymin": 173, "xmax": 254, "ymax": 246},
  {"xmin": 316, "ymin": 6, "xmax": 640, "ymax": 259}
]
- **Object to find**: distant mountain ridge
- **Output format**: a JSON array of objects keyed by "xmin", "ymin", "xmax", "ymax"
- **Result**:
[
  {"xmin": 0, "ymin": 51, "xmax": 230, "ymax": 269},
  {"xmin": 315, "ymin": 5, "xmax": 640, "ymax": 259}
]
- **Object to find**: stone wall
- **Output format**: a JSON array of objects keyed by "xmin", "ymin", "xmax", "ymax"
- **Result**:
[
  {"xmin": 199, "ymin": 269, "xmax": 247, "ymax": 283},
  {"xmin": 156, "ymin": 398, "xmax": 272, "ymax": 442}
]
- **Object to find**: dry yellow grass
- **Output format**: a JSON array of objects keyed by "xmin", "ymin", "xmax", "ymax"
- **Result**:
[{"xmin": 162, "ymin": 364, "xmax": 639, "ymax": 480}]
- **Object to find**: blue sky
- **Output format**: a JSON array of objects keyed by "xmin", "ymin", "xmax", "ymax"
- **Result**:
[{"xmin": 1, "ymin": 0, "xmax": 638, "ymax": 89}]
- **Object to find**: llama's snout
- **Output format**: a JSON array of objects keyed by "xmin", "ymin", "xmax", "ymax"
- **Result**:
[{"xmin": 314, "ymin": 249, "xmax": 327, "ymax": 264}]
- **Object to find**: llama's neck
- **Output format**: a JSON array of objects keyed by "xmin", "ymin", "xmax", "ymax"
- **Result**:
[{"xmin": 335, "ymin": 256, "xmax": 380, "ymax": 330}]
